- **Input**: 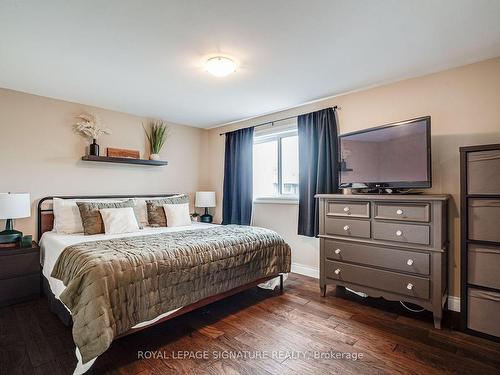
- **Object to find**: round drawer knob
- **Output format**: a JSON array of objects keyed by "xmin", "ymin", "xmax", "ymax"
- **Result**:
[
  {"xmin": 334, "ymin": 269, "xmax": 341, "ymax": 275},
  {"xmin": 343, "ymin": 225, "xmax": 350, "ymax": 231},
  {"xmin": 396, "ymin": 209, "xmax": 404, "ymax": 215},
  {"xmin": 396, "ymin": 230, "xmax": 403, "ymax": 236},
  {"xmin": 334, "ymin": 248, "xmax": 341, "ymax": 254},
  {"xmin": 343, "ymin": 207, "xmax": 350, "ymax": 212},
  {"xmin": 407, "ymin": 283, "xmax": 413, "ymax": 290},
  {"xmin": 407, "ymin": 259, "xmax": 414, "ymax": 266}
]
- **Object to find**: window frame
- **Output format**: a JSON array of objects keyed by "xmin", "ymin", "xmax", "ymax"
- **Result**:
[{"xmin": 253, "ymin": 128, "xmax": 299, "ymax": 201}]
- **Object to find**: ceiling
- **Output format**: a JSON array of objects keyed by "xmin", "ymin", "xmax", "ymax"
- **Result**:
[{"xmin": 1, "ymin": 0, "xmax": 500, "ymax": 128}]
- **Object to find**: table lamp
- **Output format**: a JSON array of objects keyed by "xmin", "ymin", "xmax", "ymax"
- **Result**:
[
  {"xmin": 195, "ymin": 192, "xmax": 216, "ymax": 223},
  {"xmin": 0, "ymin": 193, "xmax": 31, "ymax": 244}
]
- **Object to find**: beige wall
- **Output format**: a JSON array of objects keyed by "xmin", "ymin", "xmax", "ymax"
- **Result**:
[
  {"xmin": 201, "ymin": 56, "xmax": 500, "ymax": 298},
  {"xmin": 0, "ymin": 88, "xmax": 207, "ymax": 237},
  {"xmin": 2, "ymin": 57, "xmax": 499, "ymax": 299}
]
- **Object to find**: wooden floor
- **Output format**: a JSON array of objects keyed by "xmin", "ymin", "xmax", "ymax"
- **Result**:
[{"xmin": 1, "ymin": 273, "xmax": 500, "ymax": 375}]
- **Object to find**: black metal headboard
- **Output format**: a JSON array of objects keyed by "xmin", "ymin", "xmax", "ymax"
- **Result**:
[{"xmin": 37, "ymin": 194, "xmax": 178, "ymax": 240}]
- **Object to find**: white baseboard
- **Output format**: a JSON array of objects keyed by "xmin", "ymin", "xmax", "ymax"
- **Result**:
[
  {"xmin": 447, "ymin": 296, "xmax": 460, "ymax": 312},
  {"xmin": 291, "ymin": 262, "xmax": 319, "ymax": 279}
]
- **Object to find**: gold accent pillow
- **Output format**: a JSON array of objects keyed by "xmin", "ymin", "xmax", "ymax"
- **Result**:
[
  {"xmin": 77, "ymin": 200, "xmax": 137, "ymax": 235},
  {"xmin": 146, "ymin": 195, "xmax": 189, "ymax": 227}
]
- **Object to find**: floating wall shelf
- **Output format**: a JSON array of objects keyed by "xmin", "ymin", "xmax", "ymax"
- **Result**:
[{"xmin": 81, "ymin": 155, "xmax": 168, "ymax": 166}]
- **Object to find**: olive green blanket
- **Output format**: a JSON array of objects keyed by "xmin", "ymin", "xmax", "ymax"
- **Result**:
[{"xmin": 51, "ymin": 225, "xmax": 291, "ymax": 363}]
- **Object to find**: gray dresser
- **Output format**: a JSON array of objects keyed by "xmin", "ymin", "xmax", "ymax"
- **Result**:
[
  {"xmin": 460, "ymin": 144, "xmax": 500, "ymax": 340},
  {"xmin": 316, "ymin": 194, "xmax": 449, "ymax": 329}
]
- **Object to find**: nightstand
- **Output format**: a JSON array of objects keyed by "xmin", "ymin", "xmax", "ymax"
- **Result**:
[{"xmin": 0, "ymin": 241, "xmax": 40, "ymax": 307}]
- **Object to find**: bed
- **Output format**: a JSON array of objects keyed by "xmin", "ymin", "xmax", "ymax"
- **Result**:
[{"xmin": 38, "ymin": 195, "xmax": 291, "ymax": 374}]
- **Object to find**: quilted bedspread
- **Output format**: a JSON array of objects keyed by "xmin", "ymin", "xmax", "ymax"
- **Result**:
[{"xmin": 51, "ymin": 225, "xmax": 291, "ymax": 363}]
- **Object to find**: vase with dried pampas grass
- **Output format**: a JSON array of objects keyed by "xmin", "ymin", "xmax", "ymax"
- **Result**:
[{"xmin": 74, "ymin": 113, "xmax": 111, "ymax": 156}]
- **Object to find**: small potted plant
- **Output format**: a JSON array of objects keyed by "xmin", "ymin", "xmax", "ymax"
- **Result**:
[
  {"xmin": 191, "ymin": 212, "xmax": 200, "ymax": 222},
  {"xmin": 74, "ymin": 113, "xmax": 111, "ymax": 156},
  {"xmin": 143, "ymin": 119, "xmax": 169, "ymax": 160}
]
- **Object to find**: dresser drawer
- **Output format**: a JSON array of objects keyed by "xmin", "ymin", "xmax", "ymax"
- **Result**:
[
  {"xmin": 325, "ymin": 260, "xmax": 429, "ymax": 299},
  {"xmin": 468, "ymin": 244, "xmax": 500, "ymax": 290},
  {"xmin": 0, "ymin": 274, "xmax": 40, "ymax": 307},
  {"xmin": 374, "ymin": 202, "xmax": 430, "ymax": 222},
  {"xmin": 326, "ymin": 200, "xmax": 370, "ymax": 218},
  {"xmin": 372, "ymin": 221, "xmax": 430, "ymax": 245},
  {"xmin": 467, "ymin": 150, "xmax": 500, "ymax": 195},
  {"xmin": 468, "ymin": 288, "xmax": 500, "ymax": 337},
  {"xmin": 0, "ymin": 251, "xmax": 39, "ymax": 280},
  {"xmin": 324, "ymin": 239, "xmax": 430, "ymax": 275},
  {"xmin": 468, "ymin": 199, "xmax": 500, "ymax": 243},
  {"xmin": 325, "ymin": 217, "xmax": 370, "ymax": 239}
]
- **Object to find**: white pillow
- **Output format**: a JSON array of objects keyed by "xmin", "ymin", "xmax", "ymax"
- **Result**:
[
  {"xmin": 99, "ymin": 207, "xmax": 140, "ymax": 235},
  {"xmin": 52, "ymin": 198, "xmax": 123, "ymax": 234},
  {"xmin": 163, "ymin": 203, "xmax": 191, "ymax": 227},
  {"xmin": 53, "ymin": 198, "xmax": 84, "ymax": 234}
]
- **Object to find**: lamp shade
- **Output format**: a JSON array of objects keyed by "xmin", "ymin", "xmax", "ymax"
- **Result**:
[
  {"xmin": 195, "ymin": 191, "xmax": 216, "ymax": 208},
  {"xmin": 0, "ymin": 193, "xmax": 31, "ymax": 219}
]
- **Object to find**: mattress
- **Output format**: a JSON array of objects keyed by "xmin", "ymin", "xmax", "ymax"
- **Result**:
[
  {"xmin": 40, "ymin": 222, "xmax": 216, "ymax": 300},
  {"xmin": 40, "ymin": 223, "xmax": 282, "ymax": 301}
]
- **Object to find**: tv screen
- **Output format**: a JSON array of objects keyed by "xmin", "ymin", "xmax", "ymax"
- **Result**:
[{"xmin": 339, "ymin": 117, "xmax": 431, "ymax": 189}]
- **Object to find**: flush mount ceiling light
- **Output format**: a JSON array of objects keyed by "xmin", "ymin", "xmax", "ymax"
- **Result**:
[{"xmin": 204, "ymin": 56, "xmax": 237, "ymax": 77}]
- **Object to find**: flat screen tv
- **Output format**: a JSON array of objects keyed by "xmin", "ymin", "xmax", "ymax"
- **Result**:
[{"xmin": 339, "ymin": 116, "xmax": 431, "ymax": 190}]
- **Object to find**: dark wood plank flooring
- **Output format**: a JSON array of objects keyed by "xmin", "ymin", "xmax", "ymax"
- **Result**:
[{"xmin": 1, "ymin": 273, "xmax": 499, "ymax": 374}]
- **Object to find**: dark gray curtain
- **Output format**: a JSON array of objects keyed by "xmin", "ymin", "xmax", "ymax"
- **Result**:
[
  {"xmin": 222, "ymin": 127, "xmax": 255, "ymax": 225},
  {"xmin": 298, "ymin": 108, "xmax": 339, "ymax": 237}
]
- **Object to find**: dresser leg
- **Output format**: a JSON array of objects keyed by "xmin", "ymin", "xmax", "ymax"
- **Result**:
[
  {"xmin": 320, "ymin": 285, "xmax": 326, "ymax": 297},
  {"xmin": 433, "ymin": 314, "xmax": 442, "ymax": 330}
]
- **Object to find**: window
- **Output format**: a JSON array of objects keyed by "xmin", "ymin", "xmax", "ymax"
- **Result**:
[{"xmin": 253, "ymin": 124, "xmax": 299, "ymax": 200}]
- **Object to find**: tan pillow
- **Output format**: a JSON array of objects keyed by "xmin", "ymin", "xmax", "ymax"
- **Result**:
[
  {"xmin": 146, "ymin": 195, "xmax": 189, "ymax": 227},
  {"xmin": 77, "ymin": 199, "xmax": 136, "ymax": 235}
]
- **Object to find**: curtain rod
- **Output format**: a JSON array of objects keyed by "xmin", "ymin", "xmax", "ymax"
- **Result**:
[{"xmin": 218, "ymin": 105, "xmax": 340, "ymax": 136}]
